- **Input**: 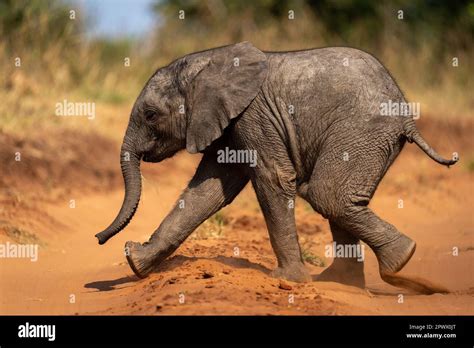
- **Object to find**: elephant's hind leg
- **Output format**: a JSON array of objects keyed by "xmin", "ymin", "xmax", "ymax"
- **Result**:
[
  {"xmin": 331, "ymin": 204, "xmax": 417, "ymax": 275},
  {"xmin": 301, "ymin": 128, "xmax": 420, "ymax": 289},
  {"xmin": 316, "ymin": 221, "xmax": 366, "ymax": 288},
  {"xmin": 326, "ymin": 205, "xmax": 449, "ymax": 294},
  {"xmin": 306, "ymin": 173, "xmax": 421, "ymax": 290},
  {"xmin": 303, "ymin": 133, "xmax": 448, "ymax": 293}
]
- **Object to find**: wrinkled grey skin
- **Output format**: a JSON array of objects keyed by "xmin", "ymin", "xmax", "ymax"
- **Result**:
[{"xmin": 96, "ymin": 42, "xmax": 457, "ymax": 289}]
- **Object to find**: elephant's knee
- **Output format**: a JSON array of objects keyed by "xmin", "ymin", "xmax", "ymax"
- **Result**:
[
  {"xmin": 304, "ymin": 184, "xmax": 337, "ymax": 219},
  {"xmin": 304, "ymin": 179, "xmax": 372, "ymax": 220},
  {"xmin": 321, "ymin": 198, "xmax": 368, "ymax": 223}
]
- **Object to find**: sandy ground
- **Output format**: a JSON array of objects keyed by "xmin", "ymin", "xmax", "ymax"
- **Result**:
[{"xmin": 0, "ymin": 118, "xmax": 473, "ymax": 315}]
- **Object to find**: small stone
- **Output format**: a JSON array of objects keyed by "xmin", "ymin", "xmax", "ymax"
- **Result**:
[
  {"xmin": 202, "ymin": 271, "xmax": 214, "ymax": 279},
  {"xmin": 279, "ymin": 280, "xmax": 293, "ymax": 290}
]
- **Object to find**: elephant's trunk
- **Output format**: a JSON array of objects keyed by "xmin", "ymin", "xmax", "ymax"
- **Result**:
[{"xmin": 95, "ymin": 141, "xmax": 142, "ymax": 245}]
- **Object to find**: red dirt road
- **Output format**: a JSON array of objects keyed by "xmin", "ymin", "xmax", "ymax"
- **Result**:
[{"xmin": 1, "ymin": 136, "xmax": 473, "ymax": 315}]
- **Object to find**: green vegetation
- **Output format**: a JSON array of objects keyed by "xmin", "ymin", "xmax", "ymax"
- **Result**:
[
  {"xmin": 302, "ymin": 249, "xmax": 326, "ymax": 267},
  {"xmin": 466, "ymin": 158, "xmax": 474, "ymax": 172},
  {"xmin": 191, "ymin": 211, "xmax": 228, "ymax": 239},
  {"xmin": 0, "ymin": 221, "xmax": 43, "ymax": 245}
]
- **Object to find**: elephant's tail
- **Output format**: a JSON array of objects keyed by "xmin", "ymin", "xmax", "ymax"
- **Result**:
[{"xmin": 403, "ymin": 119, "xmax": 458, "ymax": 167}]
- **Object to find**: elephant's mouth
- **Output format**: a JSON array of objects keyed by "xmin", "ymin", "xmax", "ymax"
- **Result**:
[
  {"xmin": 142, "ymin": 146, "xmax": 173, "ymax": 163},
  {"xmin": 142, "ymin": 140, "xmax": 184, "ymax": 163},
  {"xmin": 142, "ymin": 151, "xmax": 159, "ymax": 163},
  {"xmin": 141, "ymin": 138, "xmax": 159, "ymax": 162}
]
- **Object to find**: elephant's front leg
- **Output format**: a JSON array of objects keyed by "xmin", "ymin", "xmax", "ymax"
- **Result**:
[
  {"xmin": 251, "ymin": 163, "xmax": 311, "ymax": 283},
  {"xmin": 126, "ymin": 153, "xmax": 249, "ymax": 278}
]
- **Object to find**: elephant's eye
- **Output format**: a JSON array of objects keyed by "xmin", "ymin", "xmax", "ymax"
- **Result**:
[{"xmin": 144, "ymin": 110, "xmax": 158, "ymax": 123}]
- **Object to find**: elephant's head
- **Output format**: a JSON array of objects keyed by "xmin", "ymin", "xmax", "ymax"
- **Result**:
[{"xmin": 95, "ymin": 42, "xmax": 268, "ymax": 244}]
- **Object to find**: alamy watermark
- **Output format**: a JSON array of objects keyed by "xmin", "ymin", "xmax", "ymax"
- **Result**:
[
  {"xmin": 217, "ymin": 147, "xmax": 257, "ymax": 167},
  {"xmin": 55, "ymin": 99, "xmax": 95, "ymax": 120},
  {"xmin": 325, "ymin": 242, "xmax": 365, "ymax": 262},
  {"xmin": 0, "ymin": 242, "xmax": 38, "ymax": 262},
  {"xmin": 380, "ymin": 100, "xmax": 420, "ymax": 119},
  {"xmin": 18, "ymin": 322, "xmax": 55, "ymax": 341}
]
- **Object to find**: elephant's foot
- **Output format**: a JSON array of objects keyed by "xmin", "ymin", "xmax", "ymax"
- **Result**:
[
  {"xmin": 373, "ymin": 236, "xmax": 450, "ymax": 294},
  {"xmin": 125, "ymin": 241, "xmax": 157, "ymax": 278},
  {"xmin": 316, "ymin": 259, "xmax": 365, "ymax": 288},
  {"xmin": 271, "ymin": 263, "xmax": 312, "ymax": 283},
  {"xmin": 375, "ymin": 234, "xmax": 416, "ymax": 274}
]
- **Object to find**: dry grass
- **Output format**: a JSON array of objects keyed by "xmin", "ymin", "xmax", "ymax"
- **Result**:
[
  {"xmin": 0, "ymin": 2, "xmax": 472, "ymax": 139},
  {"xmin": 190, "ymin": 212, "xmax": 229, "ymax": 240}
]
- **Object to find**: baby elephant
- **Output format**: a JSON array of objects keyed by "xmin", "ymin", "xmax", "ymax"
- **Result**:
[{"xmin": 96, "ymin": 42, "xmax": 457, "ymax": 293}]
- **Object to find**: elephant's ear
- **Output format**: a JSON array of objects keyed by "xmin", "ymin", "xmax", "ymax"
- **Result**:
[{"xmin": 183, "ymin": 42, "xmax": 268, "ymax": 154}]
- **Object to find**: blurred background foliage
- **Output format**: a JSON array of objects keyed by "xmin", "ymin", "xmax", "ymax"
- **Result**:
[{"xmin": 0, "ymin": 0, "xmax": 473, "ymax": 132}]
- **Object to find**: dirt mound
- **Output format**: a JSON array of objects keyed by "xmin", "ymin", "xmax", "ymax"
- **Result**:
[
  {"xmin": 0, "ymin": 127, "xmax": 123, "ymax": 243},
  {"xmin": 0, "ymin": 128, "xmax": 121, "ymax": 196}
]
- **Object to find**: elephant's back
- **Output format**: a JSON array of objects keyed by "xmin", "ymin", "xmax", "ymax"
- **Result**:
[{"xmin": 263, "ymin": 46, "xmax": 405, "ymax": 120}]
